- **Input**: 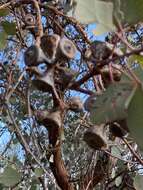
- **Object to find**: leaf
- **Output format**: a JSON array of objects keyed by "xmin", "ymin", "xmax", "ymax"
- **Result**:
[
  {"xmin": 30, "ymin": 178, "xmax": 40, "ymax": 190},
  {"xmin": 75, "ymin": 0, "xmax": 116, "ymax": 34},
  {"xmin": 115, "ymin": 176, "xmax": 122, "ymax": 187},
  {"xmin": 133, "ymin": 174, "xmax": 143, "ymax": 190},
  {"xmin": 134, "ymin": 65, "xmax": 143, "ymax": 82},
  {"xmin": 99, "ymin": 0, "xmax": 143, "ymax": 25},
  {"xmin": 34, "ymin": 168, "xmax": 44, "ymax": 178},
  {"xmin": 120, "ymin": 0, "xmax": 143, "ymax": 24},
  {"xmin": 93, "ymin": 23, "xmax": 110, "ymax": 36},
  {"xmin": 131, "ymin": 55, "xmax": 143, "ymax": 66},
  {"xmin": 0, "ymin": 31, "xmax": 7, "ymax": 49},
  {"xmin": 1, "ymin": 21, "xmax": 16, "ymax": 35},
  {"xmin": 90, "ymin": 81, "xmax": 134, "ymax": 124},
  {"xmin": 111, "ymin": 146, "xmax": 122, "ymax": 159},
  {"xmin": 0, "ymin": 8, "xmax": 9, "ymax": 17},
  {"xmin": 30, "ymin": 183, "xmax": 40, "ymax": 190},
  {"xmin": 127, "ymin": 86, "xmax": 143, "ymax": 150},
  {"xmin": 111, "ymin": 168, "xmax": 116, "ymax": 179},
  {"xmin": 75, "ymin": 0, "xmax": 96, "ymax": 24},
  {"xmin": 0, "ymin": 166, "xmax": 22, "ymax": 187}
]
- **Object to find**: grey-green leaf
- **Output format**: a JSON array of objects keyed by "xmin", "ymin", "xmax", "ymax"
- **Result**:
[
  {"xmin": 134, "ymin": 174, "xmax": 143, "ymax": 190},
  {"xmin": 75, "ymin": 0, "xmax": 116, "ymax": 33},
  {"xmin": 111, "ymin": 146, "xmax": 122, "ymax": 159},
  {"xmin": 90, "ymin": 81, "xmax": 133, "ymax": 124},
  {"xmin": 120, "ymin": 0, "xmax": 143, "ymax": 24},
  {"xmin": 127, "ymin": 86, "xmax": 143, "ymax": 150},
  {"xmin": 34, "ymin": 168, "xmax": 44, "ymax": 178},
  {"xmin": 0, "ymin": 166, "xmax": 22, "ymax": 187}
]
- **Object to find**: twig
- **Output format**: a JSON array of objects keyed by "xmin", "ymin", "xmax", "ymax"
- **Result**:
[
  {"xmin": 104, "ymin": 150, "xmax": 137, "ymax": 164},
  {"xmin": 32, "ymin": 0, "xmax": 43, "ymax": 45},
  {"xmin": 5, "ymin": 103, "xmax": 55, "ymax": 183},
  {"xmin": 122, "ymin": 138, "xmax": 143, "ymax": 165},
  {"xmin": 6, "ymin": 70, "xmax": 25, "ymax": 102},
  {"xmin": 0, "ymin": 1, "xmax": 12, "ymax": 9}
]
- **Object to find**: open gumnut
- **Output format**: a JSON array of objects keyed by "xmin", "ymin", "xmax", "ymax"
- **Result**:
[{"xmin": 83, "ymin": 125, "xmax": 107, "ymax": 150}]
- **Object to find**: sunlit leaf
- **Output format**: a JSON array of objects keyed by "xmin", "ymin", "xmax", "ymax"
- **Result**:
[
  {"xmin": 0, "ymin": 166, "xmax": 22, "ymax": 187},
  {"xmin": 75, "ymin": 0, "xmax": 116, "ymax": 34},
  {"xmin": 115, "ymin": 176, "xmax": 122, "ymax": 187},
  {"xmin": 134, "ymin": 174, "xmax": 143, "ymax": 190},
  {"xmin": 130, "ymin": 55, "xmax": 143, "ymax": 66},
  {"xmin": 99, "ymin": 0, "xmax": 143, "ymax": 24}
]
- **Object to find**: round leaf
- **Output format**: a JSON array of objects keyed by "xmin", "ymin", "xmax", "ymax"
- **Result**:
[{"xmin": 75, "ymin": 0, "xmax": 116, "ymax": 33}]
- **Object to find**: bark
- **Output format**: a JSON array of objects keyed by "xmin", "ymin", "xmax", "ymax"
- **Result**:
[{"xmin": 48, "ymin": 126, "xmax": 74, "ymax": 190}]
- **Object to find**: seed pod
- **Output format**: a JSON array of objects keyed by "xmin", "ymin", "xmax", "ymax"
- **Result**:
[
  {"xmin": 56, "ymin": 67, "xmax": 77, "ymax": 89},
  {"xmin": 90, "ymin": 41, "xmax": 111, "ymax": 60},
  {"xmin": 83, "ymin": 124, "xmax": 107, "ymax": 150},
  {"xmin": 84, "ymin": 95, "xmax": 96, "ymax": 112},
  {"xmin": 35, "ymin": 110, "xmax": 62, "ymax": 129},
  {"xmin": 59, "ymin": 38, "xmax": 77, "ymax": 59},
  {"xmin": 40, "ymin": 34, "xmax": 60, "ymax": 64},
  {"xmin": 110, "ymin": 120, "xmax": 129, "ymax": 138},
  {"xmin": 101, "ymin": 64, "xmax": 122, "ymax": 83},
  {"xmin": 68, "ymin": 97, "xmax": 83, "ymax": 112},
  {"xmin": 24, "ymin": 45, "xmax": 50, "ymax": 66},
  {"xmin": 25, "ymin": 14, "xmax": 35, "ymax": 26},
  {"xmin": 32, "ymin": 68, "xmax": 55, "ymax": 92}
]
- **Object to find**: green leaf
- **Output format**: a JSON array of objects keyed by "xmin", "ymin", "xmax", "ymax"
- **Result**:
[
  {"xmin": 134, "ymin": 174, "xmax": 143, "ymax": 190},
  {"xmin": 127, "ymin": 86, "xmax": 143, "ymax": 150},
  {"xmin": 134, "ymin": 65, "xmax": 143, "ymax": 82},
  {"xmin": 30, "ymin": 183, "xmax": 40, "ymax": 190},
  {"xmin": 90, "ymin": 81, "xmax": 133, "ymax": 124},
  {"xmin": 111, "ymin": 146, "xmax": 122, "ymax": 159},
  {"xmin": 120, "ymin": 0, "xmax": 143, "ymax": 24},
  {"xmin": 131, "ymin": 55, "xmax": 143, "ymax": 66},
  {"xmin": 34, "ymin": 168, "xmax": 44, "ymax": 178},
  {"xmin": 75, "ymin": 0, "xmax": 116, "ymax": 33},
  {"xmin": 99, "ymin": 0, "xmax": 143, "ymax": 25},
  {"xmin": 30, "ymin": 178, "xmax": 40, "ymax": 190},
  {"xmin": 1, "ymin": 21, "xmax": 16, "ymax": 35},
  {"xmin": 0, "ymin": 166, "xmax": 22, "ymax": 187},
  {"xmin": 0, "ymin": 8, "xmax": 9, "ymax": 17},
  {"xmin": 0, "ymin": 31, "xmax": 7, "ymax": 49}
]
